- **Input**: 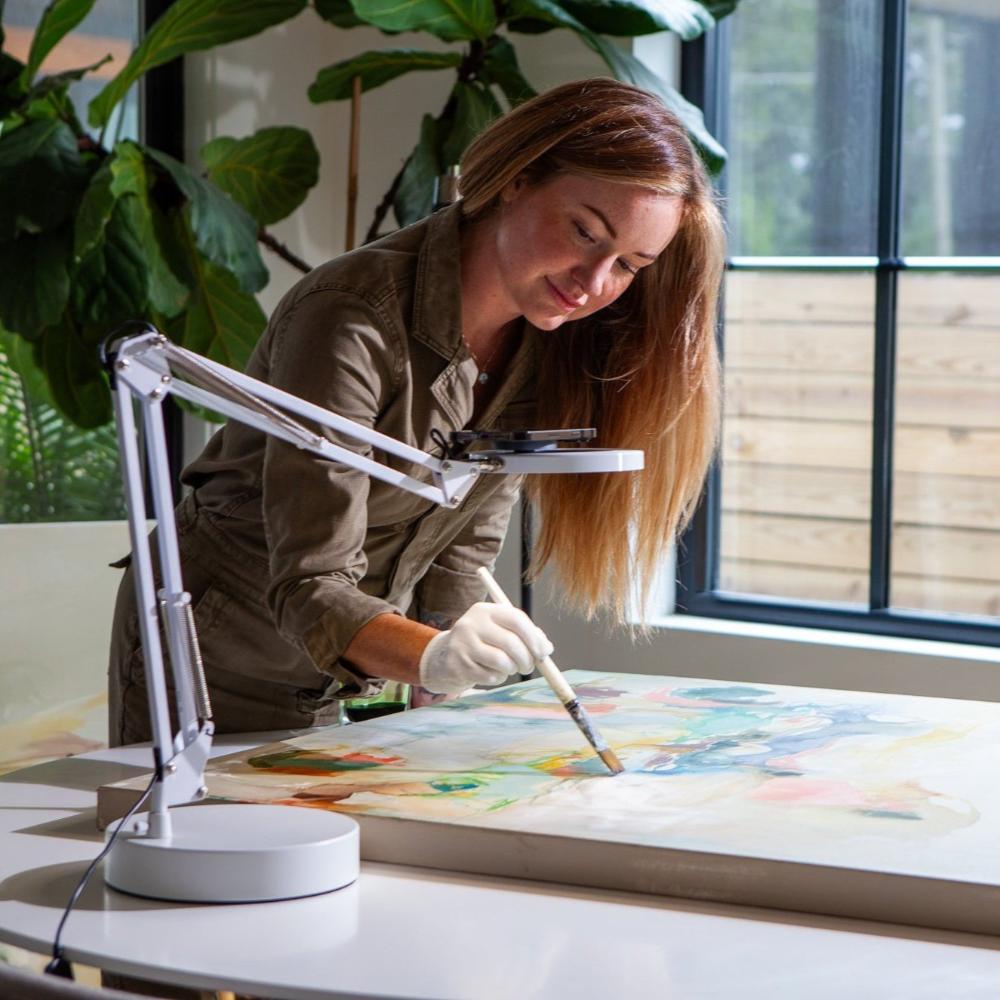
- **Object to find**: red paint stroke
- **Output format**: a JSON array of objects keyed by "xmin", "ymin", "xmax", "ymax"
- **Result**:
[
  {"xmin": 752, "ymin": 777, "xmax": 905, "ymax": 809},
  {"xmin": 340, "ymin": 752, "xmax": 403, "ymax": 765}
]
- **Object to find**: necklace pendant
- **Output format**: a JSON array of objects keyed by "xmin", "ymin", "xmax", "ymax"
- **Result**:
[{"xmin": 477, "ymin": 371, "xmax": 490, "ymax": 385}]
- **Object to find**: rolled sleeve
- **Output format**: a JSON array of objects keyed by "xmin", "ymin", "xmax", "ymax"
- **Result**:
[{"xmin": 262, "ymin": 286, "xmax": 403, "ymax": 679}]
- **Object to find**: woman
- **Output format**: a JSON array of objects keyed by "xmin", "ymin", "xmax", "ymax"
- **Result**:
[{"xmin": 107, "ymin": 77, "xmax": 724, "ymax": 746}]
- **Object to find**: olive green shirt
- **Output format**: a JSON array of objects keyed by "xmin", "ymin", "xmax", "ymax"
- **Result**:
[{"xmin": 180, "ymin": 203, "xmax": 537, "ymax": 699}]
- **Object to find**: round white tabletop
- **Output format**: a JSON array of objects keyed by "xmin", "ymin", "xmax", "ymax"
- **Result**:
[{"xmin": 3, "ymin": 738, "xmax": 1000, "ymax": 999}]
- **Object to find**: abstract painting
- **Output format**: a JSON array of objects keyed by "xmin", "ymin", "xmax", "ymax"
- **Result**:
[{"xmin": 99, "ymin": 671, "xmax": 1000, "ymax": 933}]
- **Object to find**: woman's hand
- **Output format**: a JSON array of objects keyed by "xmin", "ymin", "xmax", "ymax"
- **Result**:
[{"xmin": 417, "ymin": 602, "xmax": 554, "ymax": 695}]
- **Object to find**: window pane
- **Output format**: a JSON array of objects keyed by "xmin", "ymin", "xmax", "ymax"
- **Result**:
[
  {"xmin": 0, "ymin": 336, "xmax": 126, "ymax": 524},
  {"xmin": 726, "ymin": 0, "xmax": 882, "ymax": 257},
  {"xmin": 4, "ymin": 1, "xmax": 140, "ymax": 142},
  {"xmin": 890, "ymin": 272, "xmax": 1000, "ymax": 616},
  {"xmin": 719, "ymin": 271, "xmax": 874, "ymax": 604},
  {"xmin": 902, "ymin": 2, "xmax": 1000, "ymax": 256}
]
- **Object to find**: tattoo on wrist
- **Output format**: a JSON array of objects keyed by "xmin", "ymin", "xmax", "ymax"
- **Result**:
[{"xmin": 419, "ymin": 611, "xmax": 457, "ymax": 631}]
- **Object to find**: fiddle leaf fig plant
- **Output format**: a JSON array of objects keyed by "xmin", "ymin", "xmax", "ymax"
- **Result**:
[
  {"xmin": 0, "ymin": 0, "xmax": 739, "ymax": 436},
  {"xmin": 310, "ymin": 0, "xmax": 741, "ymax": 237},
  {"xmin": 0, "ymin": 0, "xmax": 318, "ymax": 429}
]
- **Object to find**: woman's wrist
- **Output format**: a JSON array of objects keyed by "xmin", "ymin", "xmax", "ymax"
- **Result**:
[{"xmin": 341, "ymin": 612, "xmax": 438, "ymax": 686}]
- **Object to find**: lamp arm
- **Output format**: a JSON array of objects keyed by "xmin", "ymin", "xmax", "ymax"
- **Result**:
[{"xmin": 113, "ymin": 328, "xmax": 485, "ymax": 508}]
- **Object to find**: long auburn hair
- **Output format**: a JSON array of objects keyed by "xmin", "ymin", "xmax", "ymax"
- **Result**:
[{"xmin": 459, "ymin": 78, "xmax": 725, "ymax": 624}]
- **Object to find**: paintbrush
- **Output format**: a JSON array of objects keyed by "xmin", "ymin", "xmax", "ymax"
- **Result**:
[{"xmin": 476, "ymin": 566, "xmax": 624, "ymax": 776}]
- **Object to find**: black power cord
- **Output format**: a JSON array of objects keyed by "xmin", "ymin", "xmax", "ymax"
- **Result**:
[{"xmin": 44, "ymin": 772, "xmax": 157, "ymax": 979}]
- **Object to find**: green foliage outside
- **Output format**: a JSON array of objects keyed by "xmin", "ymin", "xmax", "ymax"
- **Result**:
[
  {"xmin": 0, "ymin": 0, "xmax": 743, "ymax": 523},
  {"xmin": 725, "ymin": 0, "xmax": 817, "ymax": 257},
  {"xmin": 725, "ymin": 0, "xmax": 981, "ymax": 259},
  {"xmin": 0, "ymin": 328, "xmax": 124, "ymax": 520}
]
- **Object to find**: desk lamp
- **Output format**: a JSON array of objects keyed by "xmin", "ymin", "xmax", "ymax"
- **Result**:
[{"xmin": 101, "ymin": 322, "xmax": 643, "ymax": 904}]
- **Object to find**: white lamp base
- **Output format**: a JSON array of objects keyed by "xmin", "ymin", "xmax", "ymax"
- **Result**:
[{"xmin": 104, "ymin": 803, "xmax": 360, "ymax": 903}]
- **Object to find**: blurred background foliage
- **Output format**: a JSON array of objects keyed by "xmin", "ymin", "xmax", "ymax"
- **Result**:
[{"xmin": 0, "ymin": 0, "xmax": 739, "ymax": 523}]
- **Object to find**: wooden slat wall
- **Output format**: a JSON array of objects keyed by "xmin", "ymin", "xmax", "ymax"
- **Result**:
[{"xmin": 720, "ymin": 270, "xmax": 1000, "ymax": 617}]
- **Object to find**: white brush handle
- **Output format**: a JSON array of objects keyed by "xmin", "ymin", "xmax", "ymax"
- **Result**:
[{"xmin": 476, "ymin": 567, "xmax": 576, "ymax": 704}]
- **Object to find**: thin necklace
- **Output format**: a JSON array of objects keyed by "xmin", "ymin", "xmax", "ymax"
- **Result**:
[{"xmin": 464, "ymin": 332, "xmax": 506, "ymax": 386}]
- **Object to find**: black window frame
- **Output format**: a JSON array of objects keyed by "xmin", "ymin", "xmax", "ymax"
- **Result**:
[{"xmin": 676, "ymin": 1, "xmax": 1000, "ymax": 648}]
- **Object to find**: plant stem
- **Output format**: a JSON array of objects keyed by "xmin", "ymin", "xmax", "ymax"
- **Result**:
[
  {"xmin": 364, "ymin": 163, "xmax": 408, "ymax": 245},
  {"xmin": 364, "ymin": 86, "xmax": 460, "ymax": 243},
  {"xmin": 257, "ymin": 229, "xmax": 313, "ymax": 273},
  {"xmin": 364, "ymin": 35, "xmax": 495, "ymax": 242}
]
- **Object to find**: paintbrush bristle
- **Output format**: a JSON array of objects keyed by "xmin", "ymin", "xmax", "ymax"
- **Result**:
[{"xmin": 598, "ymin": 747, "xmax": 625, "ymax": 775}]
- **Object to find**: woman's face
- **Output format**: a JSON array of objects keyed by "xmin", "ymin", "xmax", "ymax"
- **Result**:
[{"xmin": 492, "ymin": 172, "xmax": 684, "ymax": 330}]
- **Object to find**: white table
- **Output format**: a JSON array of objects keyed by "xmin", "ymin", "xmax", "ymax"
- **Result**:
[{"xmin": 3, "ymin": 736, "xmax": 1000, "ymax": 1000}]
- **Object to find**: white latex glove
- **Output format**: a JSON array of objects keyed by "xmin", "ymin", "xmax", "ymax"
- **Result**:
[{"xmin": 418, "ymin": 602, "xmax": 554, "ymax": 695}]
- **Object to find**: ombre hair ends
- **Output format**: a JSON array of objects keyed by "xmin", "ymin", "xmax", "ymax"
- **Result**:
[{"xmin": 460, "ymin": 77, "xmax": 725, "ymax": 626}]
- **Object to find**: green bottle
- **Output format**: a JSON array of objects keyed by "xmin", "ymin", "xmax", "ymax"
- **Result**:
[{"xmin": 342, "ymin": 681, "xmax": 410, "ymax": 724}]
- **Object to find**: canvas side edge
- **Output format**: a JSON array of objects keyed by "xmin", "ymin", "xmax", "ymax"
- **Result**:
[{"xmin": 358, "ymin": 813, "xmax": 1000, "ymax": 938}]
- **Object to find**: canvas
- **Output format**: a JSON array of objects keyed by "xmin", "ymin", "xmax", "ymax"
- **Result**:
[{"xmin": 99, "ymin": 671, "xmax": 1000, "ymax": 933}]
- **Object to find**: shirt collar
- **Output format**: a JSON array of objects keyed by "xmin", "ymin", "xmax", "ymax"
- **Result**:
[{"xmin": 411, "ymin": 202, "xmax": 466, "ymax": 360}]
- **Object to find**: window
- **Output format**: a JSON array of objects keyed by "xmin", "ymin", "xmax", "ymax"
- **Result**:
[{"xmin": 678, "ymin": 0, "xmax": 1000, "ymax": 645}]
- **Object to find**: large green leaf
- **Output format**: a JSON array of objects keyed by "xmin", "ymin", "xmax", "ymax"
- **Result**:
[
  {"xmin": 74, "ymin": 159, "xmax": 115, "ymax": 260},
  {"xmin": 0, "ymin": 325, "xmax": 51, "ymax": 402},
  {"xmin": 173, "ymin": 227, "xmax": 266, "ymax": 369},
  {"xmin": 559, "ymin": 0, "xmax": 715, "ymax": 39},
  {"xmin": 352, "ymin": 0, "xmax": 496, "ymax": 42},
  {"xmin": 0, "ymin": 229, "xmax": 71, "ymax": 337},
  {"xmin": 509, "ymin": 0, "xmax": 726, "ymax": 172},
  {"xmin": 202, "ymin": 126, "xmax": 319, "ymax": 226},
  {"xmin": 146, "ymin": 146, "xmax": 268, "ymax": 294},
  {"xmin": 25, "ymin": 54, "xmax": 112, "ymax": 107},
  {"xmin": 505, "ymin": 16, "xmax": 559, "ymax": 34},
  {"xmin": 0, "ymin": 117, "xmax": 89, "ymax": 239},
  {"xmin": 394, "ymin": 112, "xmax": 444, "ymax": 227},
  {"xmin": 37, "ymin": 313, "xmax": 111, "ymax": 428},
  {"xmin": 441, "ymin": 81, "xmax": 501, "ymax": 167},
  {"xmin": 109, "ymin": 142, "xmax": 189, "ymax": 318},
  {"xmin": 107, "ymin": 139, "xmax": 148, "ymax": 199},
  {"xmin": 87, "ymin": 0, "xmax": 308, "ymax": 128},
  {"xmin": 25, "ymin": 0, "xmax": 98, "ymax": 81},
  {"xmin": 480, "ymin": 36, "xmax": 536, "ymax": 106},
  {"xmin": 13, "ymin": 78, "xmax": 79, "ymax": 129},
  {"xmin": 71, "ymin": 198, "xmax": 148, "ymax": 331},
  {"xmin": 313, "ymin": 0, "xmax": 366, "ymax": 28},
  {"xmin": 309, "ymin": 49, "xmax": 461, "ymax": 103}
]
